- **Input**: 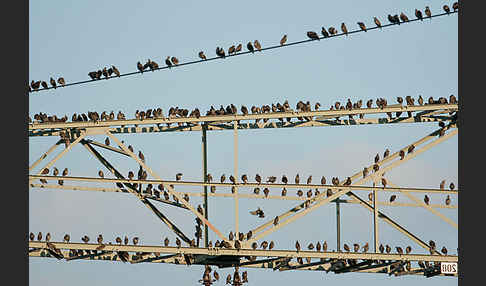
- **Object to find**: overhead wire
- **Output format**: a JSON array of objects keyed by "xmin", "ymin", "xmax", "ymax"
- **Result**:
[{"xmin": 28, "ymin": 10, "xmax": 457, "ymax": 94}]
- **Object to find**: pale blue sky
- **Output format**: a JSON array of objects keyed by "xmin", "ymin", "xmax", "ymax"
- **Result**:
[{"xmin": 29, "ymin": 0, "xmax": 458, "ymax": 285}]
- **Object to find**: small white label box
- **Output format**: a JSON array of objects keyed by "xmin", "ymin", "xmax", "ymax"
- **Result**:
[{"xmin": 440, "ymin": 262, "xmax": 458, "ymax": 274}]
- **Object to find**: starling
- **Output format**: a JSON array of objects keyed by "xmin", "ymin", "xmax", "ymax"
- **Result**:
[
  {"xmin": 443, "ymin": 5, "xmax": 450, "ymax": 14},
  {"xmin": 137, "ymin": 61, "xmax": 144, "ymax": 73},
  {"xmin": 124, "ymin": 236, "xmax": 129, "ymax": 245},
  {"xmin": 384, "ymin": 148, "xmax": 390, "ymax": 158},
  {"xmin": 82, "ymin": 235, "xmax": 89, "ymax": 243},
  {"xmin": 425, "ymin": 6, "xmax": 432, "ymax": 18},
  {"xmin": 323, "ymin": 241, "xmax": 328, "ymax": 251},
  {"xmin": 37, "ymin": 232, "xmax": 42, "ymax": 241},
  {"xmin": 50, "ymin": 77, "xmax": 57, "ymax": 89},
  {"xmin": 281, "ymin": 187, "xmax": 287, "ymax": 196},
  {"xmin": 375, "ymin": 153, "xmax": 380, "ymax": 163},
  {"xmin": 415, "ymin": 9, "xmax": 423, "ymax": 21},
  {"xmin": 255, "ymin": 174, "xmax": 261, "ymax": 184},
  {"xmin": 235, "ymin": 43, "xmax": 242, "ymax": 53},
  {"xmin": 297, "ymin": 190, "xmax": 303, "ymax": 197},
  {"xmin": 400, "ymin": 12, "xmax": 409, "ymax": 22},
  {"xmin": 399, "ymin": 150, "xmax": 405, "ymax": 160},
  {"xmin": 176, "ymin": 237, "xmax": 181, "ymax": 247},
  {"xmin": 320, "ymin": 176, "xmax": 326, "ymax": 185},
  {"xmin": 230, "ymin": 175, "xmax": 236, "ymax": 184},
  {"xmin": 97, "ymin": 234, "xmax": 103, "ymax": 244},
  {"xmin": 445, "ymin": 195, "xmax": 451, "ymax": 206},
  {"xmin": 254, "ymin": 40, "xmax": 262, "ymax": 51},
  {"xmin": 247, "ymin": 42, "xmax": 254, "ymax": 53},
  {"xmin": 353, "ymin": 243, "xmax": 359, "ymax": 252},
  {"xmin": 363, "ymin": 167, "xmax": 369, "ymax": 178},
  {"xmin": 295, "ymin": 240, "xmax": 301, "ymax": 251},
  {"xmin": 105, "ymin": 137, "xmax": 110, "ymax": 146},
  {"xmin": 450, "ymin": 182, "xmax": 455, "ymax": 190},
  {"xmin": 406, "ymin": 246, "xmax": 412, "ymax": 254},
  {"xmin": 228, "ymin": 45, "xmax": 236, "ymax": 55},
  {"xmin": 171, "ymin": 57, "xmax": 179, "ymax": 65},
  {"xmin": 30, "ymin": 232, "xmax": 35, "ymax": 241},
  {"xmin": 280, "ymin": 34, "xmax": 287, "ymax": 45},
  {"xmin": 295, "ymin": 174, "xmax": 300, "ymax": 184},
  {"xmin": 214, "ymin": 271, "xmax": 220, "ymax": 281},
  {"xmin": 306, "ymin": 31, "xmax": 319, "ymax": 40},
  {"xmin": 41, "ymin": 81, "xmax": 48, "ymax": 89},
  {"xmin": 453, "ymin": 2, "xmax": 459, "ymax": 12},
  {"xmin": 373, "ymin": 17, "xmax": 382, "ymax": 29},
  {"xmin": 306, "ymin": 189, "xmax": 313, "ymax": 198},
  {"xmin": 198, "ymin": 51, "xmax": 207, "ymax": 60},
  {"xmin": 242, "ymin": 174, "xmax": 248, "ymax": 184},
  {"xmin": 341, "ymin": 23, "xmax": 348, "ymax": 35},
  {"xmin": 176, "ymin": 173, "xmax": 183, "ymax": 181},
  {"xmin": 408, "ymin": 144, "xmax": 415, "ymax": 154},
  {"xmin": 221, "ymin": 174, "xmax": 226, "ymax": 183},
  {"xmin": 138, "ymin": 151, "xmax": 145, "ymax": 162},
  {"xmin": 343, "ymin": 243, "xmax": 350, "ymax": 252},
  {"xmin": 269, "ymin": 241, "xmax": 275, "ymax": 250},
  {"xmin": 386, "ymin": 245, "xmax": 391, "ymax": 253},
  {"xmin": 115, "ymin": 236, "xmax": 122, "ymax": 245},
  {"xmin": 424, "ymin": 195, "xmax": 430, "ymax": 205},
  {"xmin": 165, "ymin": 56, "xmax": 172, "ymax": 68},
  {"xmin": 263, "ymin": 188, "xmax": 270, "ymax": 197},
  {"xmin": 441, "ymin": 247, "xmax": 448, "ymax": 255},
  {"xmin": 98, "ymin": 170, "xmax": 104, "ymax": 178},
  {"xmin": 379, "ymin": 244, "xmax": 384, "ymax": 253},
  {"xmin": 133, "ymin": 237, "xmax": 139, "ymax": 245},
  {"xmin": 253, "ymin": 187, "xmax": 260, "ymax": 194},
  {"xmin": 357, "ymin": 22, "xmax": 367, "ymax": 32},
  {"xmin": 368, "ymin": 192, "xmax": 373, "ymax": 202},
  {"xmin": 308, "ymin": 243, "xmax": 314, "ymax": 250},
  {"xmin": 389, "ymin": 195, "xmax": 397, "ymax": 203},
  {"xmin": 396, "ymin": 247, "xmax": 403, "ymax": 254},
  {"xmin": 273, "ymin": 216, "xmax": 279, "ymax": 226},
  {"xmin": 306, "ymin": 175, "xmax": 312, "ymax": 184},
  {"xmin": 57, "ymin": 77, "xmax": 66, "ymax": 86},
  {"xmin": 282, "ymin": 175, "xmax": 288, "ymax": 184}
]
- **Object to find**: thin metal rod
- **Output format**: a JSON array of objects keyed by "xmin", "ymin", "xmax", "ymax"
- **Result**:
[
  {"xmin": 387, "ymin": 180, "xmax": 458, "ymax": 229},
  {"xmin": 29, "ymin": 11, "xmax": 456, "ymax": 94},
  {"xmin": 29, "ymin": 139, "xmax": 62, "ymax": 171},
  {"xmin": 202, "ymin": 124, "xmax": 209, "ymax": 247}
]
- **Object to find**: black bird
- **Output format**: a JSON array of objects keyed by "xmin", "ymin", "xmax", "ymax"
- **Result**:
[
  {"xmin": 328, "ymin": 27, "xmax": 337, "ymax": 35},
  {"xmin": 30, "ymin": 232, "xmax": 35, "ymax": 241},
  {"xmin": 443, "ymin": 5, "xmax": 450, "ymax": 14},
  {"xmin": 453, "ymin": 2, "xmax": 459, "ymax": 12},
  {"xmin": 41, "ymin": 81, "xmax": 48, "ymax": 89},
  {"xmin": 50, "ymin": 77, "xmax": 57, "ymax": 89},
  {"xmin": 198, "ymin": 51, "xmax": 207, "ymax": 60},
  {"xmin": 137, "ymin": 62, "xmax": 144, "ymax": 73},
  {"xmin": 425, "ymin": 6, "xmax": 432, "ymax": 18},
  {"xmin": 306, "ymin": 31, "xmax": 319, "ymax": 40},
  {"xmin": 295, "ymin": 240, "xmax": 301, "ymax": 251},
  {"xmin": 424, "ymin": 195, "xmax": 430, "ymax": 205},
  {"xmin": 165, "ymin": 56, "xmax": 172, "ymax": 68},
  {"xmin": 415, "ymin": 9, "xmax": 423, "ymax": 21},
  {"xmin": 374, "ymin": 17, "xmax": 382, "ymax": 29},
  {"xmin": 390, "ymin": 195, "xmax": 397, "ymax": 203},
  {"xmin": 321, "ymin": 27, "xmax": 329, "ymax": 38},
  {"xmin": 247, "ymin": 42, "xmax": 254, "ymax": 53},
  {"xmin": 357, "ymin": 22, "xmax": 367, "ymax": 32},
  {"xmin": 216, "ymin": 47, "xmax": 225, "ymax": 58}
]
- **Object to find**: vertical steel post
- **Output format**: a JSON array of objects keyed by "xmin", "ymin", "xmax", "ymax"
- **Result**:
[
  {"xmin": 336, "ymin": 199, "xmax": 341, "ymax": 252},
  {"xmin": 202, "ymin": 124, "xmax": 209, "ymax": 247},
  {"xmin": 234, "ymin": 121, "xmax": 239, "ymax": 237},
  {"xmin": 373, "ymin": 182, "xmax": 379, "ymax": 253}
]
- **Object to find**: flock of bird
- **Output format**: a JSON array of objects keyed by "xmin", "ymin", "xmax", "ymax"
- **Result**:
[
  {"xmin": 29, "ymin": 94, "xmax": 458, "ymax": 125},
  {"xmin": 28, "ymin": 3, "xmax": 458, "ymax": 93}
]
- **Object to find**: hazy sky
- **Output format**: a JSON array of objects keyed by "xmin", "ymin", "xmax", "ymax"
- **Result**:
[{"xmin": 29, "ymin": 0, "xmax": 458, "ymax": 285}]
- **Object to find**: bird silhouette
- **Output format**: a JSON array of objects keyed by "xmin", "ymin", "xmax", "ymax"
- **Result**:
[
  {"xmin": 246, "ymin": 42, "xmax": 254, "ymax": 53},
  {"xmin": 390, "ymin": 195, "xmax": 397, "ymax": 203},
  {"xmin": 198, "ymin": 51, "xmax": 207, "ymax": 60},
  {"xmin": 425, "ymin": 6, "xmax": 432, "ymax": 18},
  {"xmin": 453, "ymin": 2, "xmax": 459, "ymax": 12},
  {"xmin": 400, "ymin": 12, "xmax": 409, "ymax": 22},
  {"xmin": 415, "ymin": 9, "xmax": 423, "ymax": 21},
  {"xmin": 424, "ymin": 195, "xmax": 430, "ymax": 205},
  {"xmin": 373, "ymin": 17, "xmax": 382, "ymax": 29},
  {"xmin": 280, "ymin": 34, "xmax": 287, "ymax": 45},
  {"xmin": 165, "ymin": 56, "xmax": 172, "ymax": 68},
  {"xmin": 357, "ymin": 22, "xmax": 367, "ymax": 32},
  {"xmin": 41, "ymin": 81, "xmax": 48, "ymax": 89},
  {"xmin": 445, "ymin": 195, "xmax": 451, "ymax": 206},
  {"xmin": 50, "ymin": 77, "xmax": 57, "ymax": 89},
  {"xmin": 306, "ymin": 175, "xmax": 312, "ymax": 184},
  {"xmin": 295, "ymin": 240, "xmax": 301, "ymax": 251},
  {"xmin": 443, "ymin": 5, "xmax": 450, "ymax": 14},
  {"xmin": 341, "ymin": 23, "xmax": 348, "ymax": 35},
  {"xmin": 235, "ymin": 43, "xmax": 242, "ymax": 53},
  {"xmin": 306, "ymin": 31, "xmax": 319, "ymax": 40},
  {"xmin": 57, "ymin": 77, "xmax": 66, "ymax": 86},
  {"xmin": 171, "ymin": 57, "xmax": 179, "ymax": 65},
  {"xmin": 450, "ymin": 182, "xmax": 455, "ymax": 190}
]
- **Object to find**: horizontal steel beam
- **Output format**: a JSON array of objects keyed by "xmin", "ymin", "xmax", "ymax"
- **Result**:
[
  {"xmin": 30, "ymin": 183, "xmax": 458, "ymax": 209},
  {"xmin": 28, "ymin": 175, "xmax": 459, "ymax": 194},
  {"xmin": 28, "ymin": 242, "xmax": 457, "ymax": 263},
  {"xmin": 28, "ymin": 104, "xmax": 457, "ymax": 136}
]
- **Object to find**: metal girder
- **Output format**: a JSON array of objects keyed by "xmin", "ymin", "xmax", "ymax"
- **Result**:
[
  {"xmin": 387, "ymin": 180, "xmax": 458, "ymax": 229},
  {"xmin": 28, "ymin": 242, "xmax": 457, "ymax": 262},
  {"xmin": 83, "ymin": 139, "xmax": 130, "ymax": 157},
  {"xmin": 28, "ymin": 104, "xmax": 457, "ymax": 137},
  {"xmin": 104, "ymin": 130, "xmax": 229, "ymax": 243},
  {"xmin": 244, "ymin": 127, "xmax": 457, "ymax": 249},
  {"xmin": 29, "ymin": 139, "xmax": 62, "ymax": 171},
  {"xmin": 81, "ymin": 140, "xmax": 193, "ymax": 244},
  {"xmin": 27, "ymin": 175, "xmax": 460, "ymax": 194},
  {"xmin": 28, "ymin": 183, "xmax": 458, "ymax": 210}
]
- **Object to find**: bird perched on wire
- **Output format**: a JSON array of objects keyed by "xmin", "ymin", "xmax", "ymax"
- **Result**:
[
  {"xmin": 138, "ymin": 151, "xmax": 145, "ymax": 163},
  {"xmin": 400, "ymin": 12, "xmax": 409, "ymax": 22},
  {"xmin": 198, "ymin": 51, "xmax": 207, "ymax": 60},
  {"xmin": 246, "ymin": 41, "xmax": 255, "ymax": 53},
  {"xmin": 295, "ymin": 240, "xmax": 301, "ymax": 252},
  {"xmin": 357, "ymin": 22, "xmax": 367, "ymax": 32},
  {"xmin": 49, "ymin": 77, "xmax": 57, "ymax": 89},
  {"xmin": 321, "ymin": 27, "xmax": 329, "ymax": 38},
  {"xmin": 373, "ymin": 17, "xmax": 382, "ymax": 29},
  {"xmin": 443, "ymin": 5, "xmax": 450, "ymax": 14},
  {"xmin": 306, "ymin": 175, "xmax": 312, "ymax": 184},
  {"xmin": 453, "ymin": 2, "xmax": 459, "ymax": 12},
  {"xmin": 216, "ymin": 47, "xmax": 226, "ymax": 58},
  {"xmin": 450, "ymin": 182, "xmax": 455, "ymax": 190},
  {"xmin": 340, "ymin": 23, "xmax": 348, "ymax": 35},
  {"xmin": 171, "ymin": 57, "xmax": 179, "ymax": 66},
  {"xmin": 165, "ymin": 56, "xmax": 173, "ymax": 68},
  {"xmin": 389, "ymin": 195, "xmax": 397, "ymax": 203},
  {"xmin": 399, "ymin": 150, "xmax": 405, "ymax": 160},
  {"xmin": 41, "ymin": 81, "xmax": 48, "ymax": 89},
  {"xmin": 280, "ymin": 34, "xmax": 287, "ymax": 45},
  {"xmin": 440, "ymin": 179, "xmax": 446, "ymax": 190},
  {"xmin": 415, "ymin": 9, "xmax": 423, "ymax": 21},
  {"xmin": 228, "ymin": 45, "xmax": 236, "ymax": 55},
  {"xmin": 254, "ymin": 40, "xmax": 262, "ymax": 51},
  {"xmin": 425, "ymin": 6, "xmax": 432, "ymax": 18},
  {"xmin": 306, "ymin": 31, "xmax": 319, "ymax": 40},
  {"xmin": 229, "ymin": 175, "xmax": 236, "ymax": 184},
  {"xmin": 267, "ymin": 176, "xmax": 277, "ymax": 183},
  {"xmin": 176, "ymin": 173, "xmax": 183, "ymax": 181},
  {"xmin": 343, "ymin": 243, "xmax": 350, "ymax": 252}
]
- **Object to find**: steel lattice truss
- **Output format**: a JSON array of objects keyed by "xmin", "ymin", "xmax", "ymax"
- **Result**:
[{"xmin": 29, "ymin": 103, "xmax": 458, "ymax": 279}]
